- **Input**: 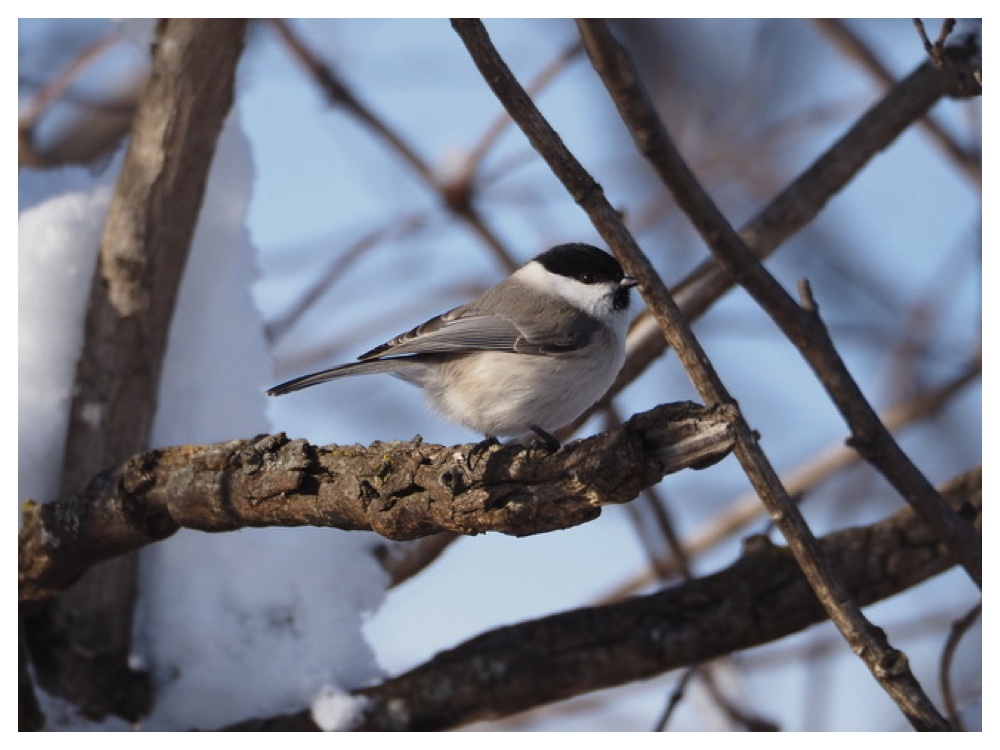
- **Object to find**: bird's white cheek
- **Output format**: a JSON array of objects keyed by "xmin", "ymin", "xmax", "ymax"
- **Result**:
[{"xmin": 515, "ymin": 262, "xmax": 606, "ymax": 316}]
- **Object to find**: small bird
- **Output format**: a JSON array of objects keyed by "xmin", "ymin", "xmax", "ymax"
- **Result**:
[{"xmin": 267, "ymin": 243, "xmax": 637, "ymax": 450}]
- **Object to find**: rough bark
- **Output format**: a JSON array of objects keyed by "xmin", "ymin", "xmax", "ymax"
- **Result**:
[
  {"xmin": 20, "ymin": 402, "xmax": 737, "ymax": 602},
  {"xmin": 226, "ymin": 465, "xmax": 980, "ymax": 731},
  {"xmin": 23, "ymin": 19, "xmax": 248, "ymax": 723}
]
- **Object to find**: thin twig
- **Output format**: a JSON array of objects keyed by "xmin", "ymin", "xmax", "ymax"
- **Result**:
[
  {"xmin": 265, "ymin": 212, "xmax": 429, "ymax": 344},
  {"xmin": 813, "ymin": 19, "xmax": 979, "ymax": 185},
  {"xmin": 18, "ymin": 29, "xmax": 138, "ymax": 168},
  {"xmin": 18, "ymin": 29, "xmax": 123, "ymax": 128},
  {"xmin": 468, "ymin": 39, "xmax": 584, "ymax": 169},
  {"xmin": 939, "ymin": 600, "xmax": 982, "ymax": 731},
  {"xmin": 699, "ymin": 669, "xmax": 780, "ymax": 731},
  {"xmin": 912, "ymin": 19, "xmax": 981, "ymax": 96},
  {"xmin": 268, "ymin": 19, "xmax": 519, "ymax": 274},
  {"xmin": 913, "ymin": 19, "xmax": 957, "ymax": 69},
  {"xmin": 605, "ymin": 406, "xmax": 692, "ymax": 581},
  {"xmin": 653, "ymin": 666, "xmax": 699, "ymax": 731},
  {"xmin": 372, "ymin": 534, "xmax": 459, "ymax": 588}
]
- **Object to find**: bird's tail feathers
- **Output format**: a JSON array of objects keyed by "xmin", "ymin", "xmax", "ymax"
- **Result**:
[{"xmin": 266, "ymin": 359, "xmax": 415, "ymax": 396}]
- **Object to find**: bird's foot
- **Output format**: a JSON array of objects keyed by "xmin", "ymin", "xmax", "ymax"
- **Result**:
[{"xmin": 528, "ymin": 424, "xmax": 561, "ymax": 453}]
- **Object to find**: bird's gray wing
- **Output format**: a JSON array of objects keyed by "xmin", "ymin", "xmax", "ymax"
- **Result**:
[
  {"xmin": 268, "ymin": 295, "xmax": 598, "ymax": 397},
  {"xmin": 360, "ymin": 303, "xmax": 592, "ymax": 360}
]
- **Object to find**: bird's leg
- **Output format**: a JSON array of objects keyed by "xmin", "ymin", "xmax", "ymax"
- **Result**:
[{"xmin": 528, "ymin": 424, "xmax": 561, "ymax": 452}]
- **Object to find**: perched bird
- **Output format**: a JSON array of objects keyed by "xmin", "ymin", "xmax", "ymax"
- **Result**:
[{"xmin": 267, "ymin": 243, "xmax": 637, "ymax": 450}]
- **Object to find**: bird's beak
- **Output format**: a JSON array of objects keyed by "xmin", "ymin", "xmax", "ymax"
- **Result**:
[{"xmin": 621, "ymin": 275, "xmax": 638, "ymax": 288}]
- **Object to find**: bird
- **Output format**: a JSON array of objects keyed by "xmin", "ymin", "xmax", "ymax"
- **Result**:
[{"xmin": 267, "ymin": 243, "xmax": 637, "ymax": 450}]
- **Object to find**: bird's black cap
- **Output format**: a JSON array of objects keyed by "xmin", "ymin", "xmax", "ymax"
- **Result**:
[{"xmin": 534, "ymin": 243, "xmax": 626, "ymax": 285}]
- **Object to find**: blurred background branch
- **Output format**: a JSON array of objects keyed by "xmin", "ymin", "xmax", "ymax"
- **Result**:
[{"xmin": 21, "ymin": 18, "xmax": 248, "ymax": 723}]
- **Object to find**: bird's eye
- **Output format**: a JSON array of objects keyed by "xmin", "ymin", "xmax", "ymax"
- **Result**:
[{"xmin": 580, "ymin": 273, "xmax": 595, "ymax": 284}]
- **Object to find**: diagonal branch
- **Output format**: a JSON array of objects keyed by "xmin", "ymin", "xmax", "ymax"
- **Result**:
[
  {"xmin": 574, "ymin": 19, "xmax": 982, "ymax": 730},
  {"xmin": 574, "ymin": 47, "xmax": 981, "ymax": 432},
  {"xmin": 19, "ymin": 402, "xmax": 737, "ymax": 603},
  {"xmin": 224, "ymin": 465, "xmax": 980, "ymax": 731},
  {"xmin": 575, "ymin": 19, "xmax": 980, "ymax": 588},
  {"xmin": 452, "ymin": 17, "xmax": 956, "ymax": 731},
  {"xmin": 812, "ymin": 19, "xmax": 980, "ymax": 186},
  {"xmin": 598, "ymin": 354, "xmax": 981, "ymax": 602}
]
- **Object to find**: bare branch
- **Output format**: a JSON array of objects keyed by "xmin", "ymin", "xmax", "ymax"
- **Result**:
[
  {"xmin": 24, "ymin": 19, "xmax": 248, "ymax": 723},
  {"xmin": 575, "ymin": 46, "xmax": 981, "ymax": 431},
  {"xmin": 939, "ymin": 600, "xmax": 982, "ymax": 731},
  {"xmin": 19, "ymin": 402, "xmax": 737, "ymax": 602},
  {"xmin": 372, "ymin": 534, "xmax": 459, "ymax": 588},
  {"xmin": 600, "ymin": 354, "xmax": 981, "ymax": 602},
  {"xmin": 450, "ymin": 16, "xmax": 952, "ymax": 730},
  {"xmin": 223, "ymin": 466, "xmax": 980, "ymax": 731},
  {"xmin": 574, "ymin": 19, "xmax": 982, "ymax": 728},
  {"xmin": 265, "ymin": 213, "xmax": 429, "ymax": 345},
  {"xmin": 912, "ymin": 18, "xmax": 977, "ymax": 93},
  {"xmin": 17, "ymin": 29, "xmax": 137, "ymax": 168},
  {"xmin": 354, "ymin": 467, "xmax": 979, "ymax": 731},
  {"xmin": 18, "ymin": 632, "xmax": 44, "ymax": 731},
  {"xmin": 576, "ymin": 19, "xmax": 980, "ymax": 584},
  {"xmin": 653, "ymin": 666, "xmax": 699, "ymax": 731},
  {"xmin": 813, "ymin": 19, "xmax": 980, "ymax": 185},
  {"xmin": 467, "ymin": 39, "xmax": 584, "ymax": 170}
]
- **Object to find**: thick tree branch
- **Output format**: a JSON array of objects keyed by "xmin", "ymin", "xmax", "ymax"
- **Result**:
[
  {"xmin": 225, "ymin": 465, "xmax": 980, "ymax": 731},
  {"xmin": 60, "ymin": 20, "xmax": 248, "ymax": 497},
  {"xmin": 19, "ymin": 402, "xmax": 736, "ymax": 602},
  {"xmin": 23, "ymin": 19, "xmax": 248, "ymax": 724}
]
